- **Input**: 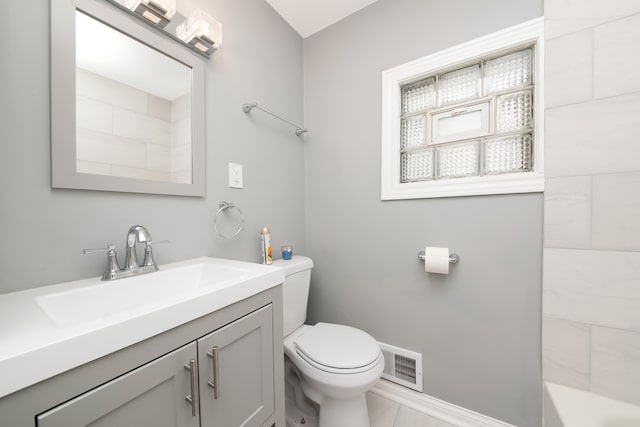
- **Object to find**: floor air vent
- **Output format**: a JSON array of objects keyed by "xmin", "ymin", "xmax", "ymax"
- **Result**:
[{"xmin": 378, "ymin": 342, "xmax": 422, "ymax": 392}]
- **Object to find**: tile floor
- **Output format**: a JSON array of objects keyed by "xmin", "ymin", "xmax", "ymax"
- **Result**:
[{"xmin": 366, "ymin": 392, "xmax": 456, "ymax": 427}]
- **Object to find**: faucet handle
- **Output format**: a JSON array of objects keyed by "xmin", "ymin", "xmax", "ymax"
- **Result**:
[
  {"xmin": 83, "ymin": 245, "xmax": 122, "ymax": 281},
  {"xmin": 83, "ymin": 244, "xmax": 116, "ymax": 255},
  {"xmin": 142, "ymin": 240, "xmax": 170, "ymax": 268},
  {"xmin": 150, "ymin": 240, "xmax": 171, "ymax": 246}
]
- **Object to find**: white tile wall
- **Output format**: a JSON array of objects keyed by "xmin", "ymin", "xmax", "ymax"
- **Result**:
[
  {"xmin": 76, "ymin": 160, "xmax": 111, "ymax": 176},
  {"xmin": 545, "ymin": 30, "xmax": 593, "ymax": 108},
  {"xmin": 543, "ymin": 248, "xmax": 640, "ymax": 331},
  {"xmin": 76, "ymin": 128, "xmax": 147, "ymax": 169},
  {"xmin": 77, "ymin": 68, "xmax": 147, "ymax": 114},
  {"xmin": 171, "ymin": 144, "xmax": 192, "ymax": 174},
  {"xmin": 591, "ymin": 327, "xmax": 640, "ymax": 404},
  {"xmin": 542, "ymin": 317, "xmax": 590, "ymax": 389},
  {"xmin": 76, "ymin": 96, "xmax": 113, "ymax": 134},
  {"xmin": 75, "ymin": 68, "xmax": 193, "ymax": 182},
  {"xmin": 148, "ymin": 94, "xmax": 172, "ymax": 121},
  {"xmin": 543, "ymin": 176, "xmax": 591, "ymax": 249},
  {"xmin": 171, "ymin": 93, "xmax": 191, "ymax": 122},
  {"xmin": 545, "ymin": 0, "xmax": 640, "ymax": 39},
  {"xmin": 113, "ymin": 109, "xmax": 171, "ymax": 146},
  {"xmin": 146, "ymin": 143, "xmax": 171, "ymax": 172},
  {"xmin": 111, "ymin": 165, "xmax": 172, "ymax": 182},
  {"xmin": 543, "ymin": 1, "xmax": 640, "ymax": 405},
  {"xmin": 171, "ymin": 116, "xmax": 191, "ymax": 147},
  {"xmin": 592, "ymin": 172, "xmax": 640, "ymax": 251},
  {"xmin": 594, "ymin": 13, "xmax": 640, "ymax": 98},
  {"xmin": 545, "ymin": 92, "xmax": 640, "ymax": 177}
]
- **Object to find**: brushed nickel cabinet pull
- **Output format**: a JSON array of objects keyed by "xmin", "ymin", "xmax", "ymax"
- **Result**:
[
  {"xmin": 207, "ymin": 347, "xmax": 220, "ymax": 399},
  {"xmin": 184, "ymin": 359, "xmax": 199, "ymax": 416}
]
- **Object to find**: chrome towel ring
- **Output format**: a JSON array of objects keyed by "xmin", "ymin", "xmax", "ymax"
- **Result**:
[{"xmin": 213, "ymin": 201, "xmax": 244, "ymax": 239}]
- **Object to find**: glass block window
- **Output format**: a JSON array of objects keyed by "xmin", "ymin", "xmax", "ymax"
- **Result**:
[
  {"xmin": 402, "ymin": 78, "xmax": 436, "ymax": 114},
  {"xmin": 399, "ymin": 46, "xmax": 536, "ymax": 183},
  {"xmin": 381, "ymin": 18, "xmax": 543, "ymax": 200},
  {"xmin": 401, "ymin": 149, "xmax": 434, "ymax": 182},
  {"xmin": 437, "ymin": 142, "xmax": 479, "ymax": 179},
  {"xmin": 438, "ymin": 65, "xmax": 481, "ymax": 107}
]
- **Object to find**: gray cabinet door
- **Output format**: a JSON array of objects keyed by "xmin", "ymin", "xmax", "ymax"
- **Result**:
[
  {"xmin": 198, "ymin": 304, "xmax": 274, "ymax": 427},
  {"xmin": 37, "ymin": 342, "xmax": 200, "ymax": 427}
]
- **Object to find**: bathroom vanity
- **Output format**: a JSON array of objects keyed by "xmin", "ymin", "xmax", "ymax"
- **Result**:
[{"xmin": 0, "ymin": 257, "xmax": 285, "ymax": 427}]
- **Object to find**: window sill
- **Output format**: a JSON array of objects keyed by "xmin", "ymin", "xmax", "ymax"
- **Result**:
[{"xmin": 381, "ymin": 172, "xmax": 544, "ymax": 200}]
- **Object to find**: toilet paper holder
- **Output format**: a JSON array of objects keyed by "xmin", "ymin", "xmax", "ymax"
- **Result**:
[{"xmin": 418, "ymin": 251, "xmax": 460, "ymax": 264}]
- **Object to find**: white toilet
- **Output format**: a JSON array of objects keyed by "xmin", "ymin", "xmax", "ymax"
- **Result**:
[{"xmin": 273, "ymin": 256, "xmax": 384, "ymax": 427}]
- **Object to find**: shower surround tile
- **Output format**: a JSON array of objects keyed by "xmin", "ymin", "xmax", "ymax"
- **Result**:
[
  {"xmin": 545, "ymin": 29, "xmax": 593, "ymax": 108},
  {"xmin": 542, "ymin": 317, "xmax": 591, "ymax": 389},
  {"xmin": 76, "ymin": 96, "xmax": 113, "ymax": 134},
  {"xmin": 545, "ymin": 92, "xmax": 640, "ymax": 177},
  {"xmin": 76, "ymin": 68, "xmax": 148, "ymax": 113},
  {"xmin": 594, "ymin": 13, "xmax": 640, "ymax": 99},
  {"xmin": 545, "ymin": 0, "xmax": 640, "ymax": 39},
  {"xmin": 113, "ymin": 109, "xmax": 171, "ymax": 146},
  {"xmin": 543, "ymin": 248, "xmax": 640, "ymax": 332},
  {"xmin": 592, "ymin": 172, "xmax": 640, "ymax": 251},
  {"xmin": 591, "ymin": 327, "xmax": 640, "ymax": 405},
  {"xmin": 76, "ymin": 128, "xmax": 147, "ymax": 168},
  {"xmin": 543, "ymin": 0, "xmax": 640, "ymax": 406},
  {"xmin": 543, "ymin": 176, "xmax": 591, "ymax": 249}
]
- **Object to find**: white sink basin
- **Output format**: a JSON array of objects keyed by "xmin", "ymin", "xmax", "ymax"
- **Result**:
[
  {"xmin": 37, "ymin": 259, "xmax": 252, "ymax": 327},
  {"xmin": 0, "ymin": 256, "xmax": 284, "ymax": 400}
]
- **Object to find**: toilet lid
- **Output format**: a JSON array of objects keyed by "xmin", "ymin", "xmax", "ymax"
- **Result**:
[{"xmin": 295, "ymin": 323, "xmax": 380, "ymax": 370}]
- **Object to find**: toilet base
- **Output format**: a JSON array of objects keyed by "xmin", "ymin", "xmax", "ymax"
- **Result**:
[
  {"xmin": 285, "ymin": 358, "xmax": 319, "ymax": 427},
  {"xmin": 285, "ymin": 360, "xmax": 372, "ymax": 427},
  {"xmin": 285, "ymin": 395, "xmax": 319, "ymax": 427}
]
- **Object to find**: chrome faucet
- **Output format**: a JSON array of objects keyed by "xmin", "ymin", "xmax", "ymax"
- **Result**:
[
  {"xmin": 124, "ymin": 225, "xmax": 152, "ymax": 270},
  {"xmin": 83, "ymin": 225, "xmax": 169, "ymax": 281}
]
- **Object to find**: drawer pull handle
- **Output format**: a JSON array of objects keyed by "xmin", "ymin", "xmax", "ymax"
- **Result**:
[
  {"xmin": 184, "ymin": 359, "xmax": 199, "ymax": 416},
  {"xmin": 207, "ymin": 347, "xmax": 220, "ymax": 399}
]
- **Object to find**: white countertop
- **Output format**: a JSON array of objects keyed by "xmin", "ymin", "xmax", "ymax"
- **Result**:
[{"xmin": 0, "ymin": 257, "xmax": 284, "ymax": 399}]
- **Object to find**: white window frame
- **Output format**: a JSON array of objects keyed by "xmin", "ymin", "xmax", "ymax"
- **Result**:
[{"xmin": 381, "ymin": 17, "xmax": 544, "ymax": 200}]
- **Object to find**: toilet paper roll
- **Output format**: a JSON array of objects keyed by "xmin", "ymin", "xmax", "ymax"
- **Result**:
[{"xmin": 424, "ymin": 247, "xmax": 450, "ymax": 274}]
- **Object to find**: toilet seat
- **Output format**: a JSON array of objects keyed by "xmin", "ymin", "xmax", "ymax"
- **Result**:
[{"xmin": 295, "ymin": 323, "xmax": 381, "ymax": 374}]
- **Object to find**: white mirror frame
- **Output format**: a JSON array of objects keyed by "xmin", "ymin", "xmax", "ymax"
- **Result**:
[{"xmin": 51, "ymin": 0, "xmax": 205, "ymax": 197}]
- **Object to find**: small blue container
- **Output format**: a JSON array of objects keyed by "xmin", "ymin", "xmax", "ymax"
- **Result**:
[{"xmin": 281, "ymin": 245, "xmax": 293, "ymax": 260}]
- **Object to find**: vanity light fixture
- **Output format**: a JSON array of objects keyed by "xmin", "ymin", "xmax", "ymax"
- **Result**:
[
  {"xmin": 124, "ymin": 0, "xmax": 177, "ymax": 28},
  {"xmin": 176, "ymin": 8, "xmax": 222, "ymax": 56}
]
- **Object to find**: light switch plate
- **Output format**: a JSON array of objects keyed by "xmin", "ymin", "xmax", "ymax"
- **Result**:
[{"xmin": 228, "ymin": 163, "xmax": 243, "ymax": 188}]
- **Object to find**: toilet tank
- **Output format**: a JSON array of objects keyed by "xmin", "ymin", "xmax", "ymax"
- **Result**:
[{"xmin": 272, "ymin": 256, "xmax": 313, "ymax": 336}]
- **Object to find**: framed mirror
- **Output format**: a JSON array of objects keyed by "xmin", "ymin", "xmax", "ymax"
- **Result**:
[{"xmin": 51, "ymin": 0, "xmax": 205, "ymax": 196}]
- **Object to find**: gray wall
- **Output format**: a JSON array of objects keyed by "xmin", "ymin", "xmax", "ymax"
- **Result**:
[
  {"xmin": 302, "ymin": 1, "xmax": 543, "ymax": 426},
  {"xmin": 0, "ymin": 0, "xmax": 305, "ymax": 293}
]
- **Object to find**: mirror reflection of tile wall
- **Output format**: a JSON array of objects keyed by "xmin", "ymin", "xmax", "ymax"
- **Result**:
[{"xmin": 75, "ymin": 68, "xmax": 191, "ymax": 184}]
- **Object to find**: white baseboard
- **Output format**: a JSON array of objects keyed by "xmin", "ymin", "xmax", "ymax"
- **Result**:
[{"xmin": 370, "ymin": 380, "xmax": 517, "ymax": 427}]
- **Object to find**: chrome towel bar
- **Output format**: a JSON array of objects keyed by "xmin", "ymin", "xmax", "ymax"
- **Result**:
[{"xmin": 242, "ymin": 101, "xmax": 307, "ymax": 136}]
